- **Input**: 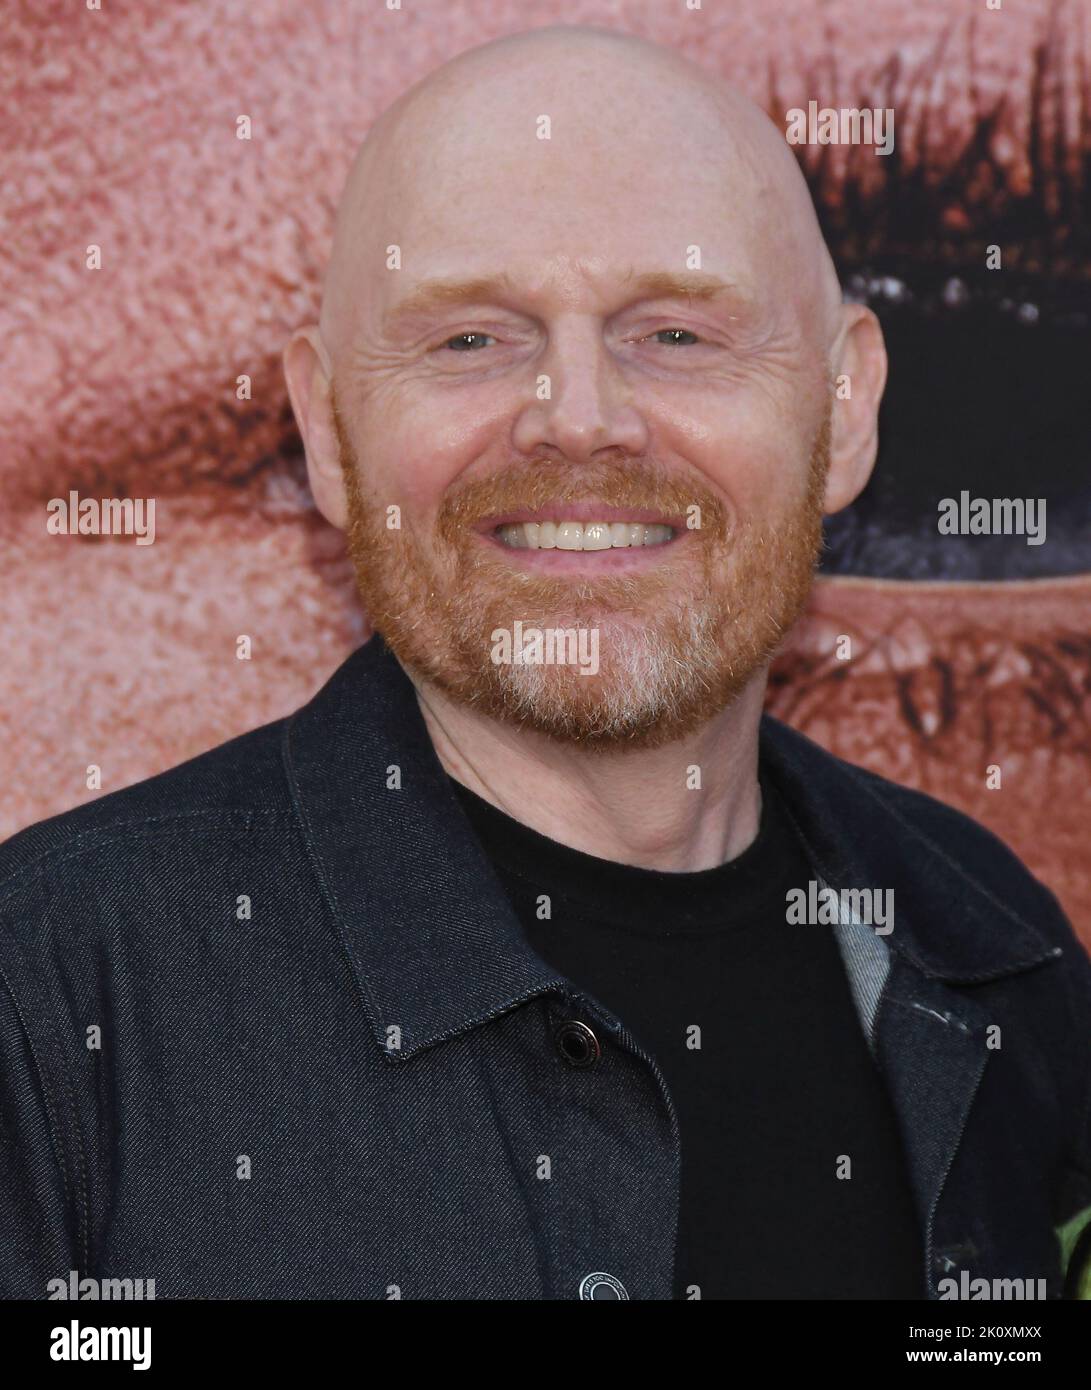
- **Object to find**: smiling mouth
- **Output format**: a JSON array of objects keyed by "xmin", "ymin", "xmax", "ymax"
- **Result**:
[{"xmin": 495, "ymin": 519, "xmax": 676, "ymax": 550}]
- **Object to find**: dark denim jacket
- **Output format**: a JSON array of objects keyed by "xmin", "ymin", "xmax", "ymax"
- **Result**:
[{"xmin": 2, "ymin": 636, "xmax": 1089, "ymax": 1300}]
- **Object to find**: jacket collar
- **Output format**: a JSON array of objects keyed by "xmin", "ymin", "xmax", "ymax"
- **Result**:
[
  {"xmin": 756, "ymin": 717, "xmax": 1060, "ymax": 982},
  {"xmin": 283, "ymin": 636, "xmax": 568, "ymax": 1059},
  {"xmin": 284, "ymin": 636, "xmax": 1059, "ymax": 1058}
]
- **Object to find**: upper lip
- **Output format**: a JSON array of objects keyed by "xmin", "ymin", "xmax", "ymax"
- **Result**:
[{"xmin": 474, "ymin": 503, "xmax": 685, "ymax": 532}]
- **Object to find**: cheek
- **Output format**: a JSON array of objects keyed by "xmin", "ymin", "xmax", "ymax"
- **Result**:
[
  {"xmin": 689, "ymin": 436, "xmax": 813, "ymax": 527},
  {"xmin": 359, "ymin": 437, "xmax": 462, "ymax": 519},
  {"xmin": 660, "ymin": 387, "xmax": 821, "ymax": 524},
  {"xmin": 360, "ymin": 394, "xmax": 499, "ymax": 517}
]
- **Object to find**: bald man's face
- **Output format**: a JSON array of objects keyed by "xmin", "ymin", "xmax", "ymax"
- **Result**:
[{"xmin": 312, "ymin": 52, "xmax": 854, "ymax": 746}]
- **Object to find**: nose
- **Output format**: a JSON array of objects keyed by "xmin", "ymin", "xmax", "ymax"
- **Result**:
[{"xmin": 511, "ymin": 319, "xmax": 650, "ymax": 463}]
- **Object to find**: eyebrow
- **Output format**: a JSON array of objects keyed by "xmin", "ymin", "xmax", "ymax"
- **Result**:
[{"xmin": 382, "ymin": 270, "xmax": 744, "ymax": 331}]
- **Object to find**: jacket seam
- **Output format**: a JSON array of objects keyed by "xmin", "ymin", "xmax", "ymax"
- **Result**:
[
  {"xmin": 279, "ymin": 715, "xmax": 389, "ymax": 1046},
  {"xmin": 0, "ymin": 810, "xmax": 295, "ymax": 910},
  {"xmin": 0, "ymin": 959, "xmax": 88, "ymax": 1276}
]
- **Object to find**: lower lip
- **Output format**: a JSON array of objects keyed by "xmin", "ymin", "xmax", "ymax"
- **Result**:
[{"xmin": 477, "ymin": 529, "xmax": 688, "ymax": 571}]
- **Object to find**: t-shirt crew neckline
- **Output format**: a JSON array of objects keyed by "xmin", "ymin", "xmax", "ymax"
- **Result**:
[{"xmin": 447, "ymin": 766, "xmax": 793, "ymax": 935}]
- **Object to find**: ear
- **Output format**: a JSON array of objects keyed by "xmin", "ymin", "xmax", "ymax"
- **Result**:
[
  {"xmin": 823, "ymin": 303, "xmax": 887, "ymax": 515},
  {"xmin": 282, "ymin": 325, "xmax": 349, "ymax": 531}
]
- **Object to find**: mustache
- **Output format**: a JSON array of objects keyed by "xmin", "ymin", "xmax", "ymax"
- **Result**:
[{"xmin": 436, "ymin": 459, "xmax": 730, "ymax": 541}]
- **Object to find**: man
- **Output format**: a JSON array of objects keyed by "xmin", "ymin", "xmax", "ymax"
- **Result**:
[{"xmin": 1, "ymin": 25, "xmax": 1088, "ymax": 1301}]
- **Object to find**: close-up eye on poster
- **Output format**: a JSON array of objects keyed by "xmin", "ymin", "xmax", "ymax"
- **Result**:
[{"xmin": 2, "ymin": 0, "xmax": 1089, "ymax": 1366}]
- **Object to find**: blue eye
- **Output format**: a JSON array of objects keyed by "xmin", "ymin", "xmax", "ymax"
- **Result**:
[
  {"xmin": 649, "ymin": 328, "xmax": 701, "ymax": 346},
  {"xmin": 443, "ymin": 333, "xmax": 495, "ymax": 352}
]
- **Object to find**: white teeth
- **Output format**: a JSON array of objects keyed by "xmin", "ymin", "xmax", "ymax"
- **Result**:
[
  {"xmin": 495, "ymin": 520, "xmax": 675, "ymax": 551},
  {"xmin": 581, "ymin": 522, "xmax": 612, "ymax": 551}
]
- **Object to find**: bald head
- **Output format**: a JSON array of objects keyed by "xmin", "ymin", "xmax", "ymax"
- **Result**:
[{"xmin": 320, "ymin": 24, "xmax": 842, "ymax": 370}]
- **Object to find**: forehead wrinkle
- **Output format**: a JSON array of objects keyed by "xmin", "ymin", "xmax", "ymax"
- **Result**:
[{"xmin": 321, "ymin": 24, "xmax": 838, "ymax": 370}]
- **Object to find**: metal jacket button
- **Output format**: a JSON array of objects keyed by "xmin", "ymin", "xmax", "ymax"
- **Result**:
[
  {"xmin": 555, "ymin": 1019, "xmax": 601, "ymax": 1068},
  {"xmin": 579, "ymin": 1272, "xmax": 628, "ymax": 1300}
]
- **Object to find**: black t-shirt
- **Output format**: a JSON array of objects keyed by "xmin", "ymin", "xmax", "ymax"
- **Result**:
[{"xmin": 450, "ymin": 767, "xmax": 923, "ymax": 1299}]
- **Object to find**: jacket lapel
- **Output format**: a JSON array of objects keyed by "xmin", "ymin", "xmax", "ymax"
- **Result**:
[
  {"xmin": 758, "ymin": 715, "xmax": 1065, "ymax": 1295},
  {"xmin": 873, "ymin": 959, "xmax": 992, "ymax": 1292}
]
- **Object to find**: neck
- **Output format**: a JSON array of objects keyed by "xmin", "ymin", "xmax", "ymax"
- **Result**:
[{"xmin": 411, "ymin": 674, "xmax": 767, "ymax": 872}]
